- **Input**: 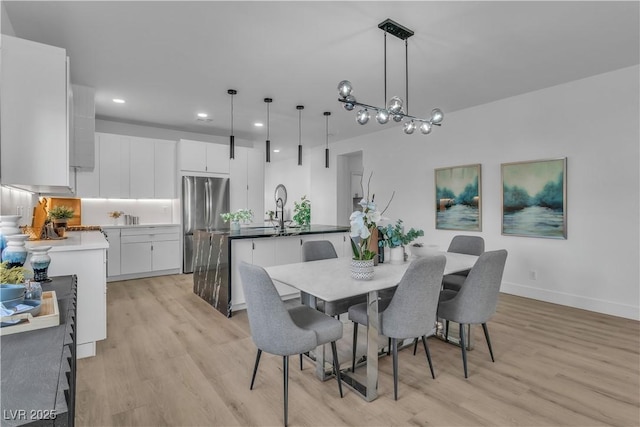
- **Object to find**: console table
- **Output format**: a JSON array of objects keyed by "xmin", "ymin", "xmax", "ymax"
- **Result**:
[{"xmin": 1, "ymin": 275, "xmax": 78, "ymax": 427}]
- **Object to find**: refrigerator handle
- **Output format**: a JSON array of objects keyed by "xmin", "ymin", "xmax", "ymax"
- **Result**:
[{"xmin": 204, "ymin": 179, "xmax": 211, "ymax": 228}]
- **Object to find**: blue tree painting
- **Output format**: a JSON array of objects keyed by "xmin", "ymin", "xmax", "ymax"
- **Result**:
[
  {"xmin": 435, "ymin": 164, "xmax": 481, "ymax": 231},
  {"xmin": 502, "ymin": 158, "xmax": 567, "ymax": 239}
]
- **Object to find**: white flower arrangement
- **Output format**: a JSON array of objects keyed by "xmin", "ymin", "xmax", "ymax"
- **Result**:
[{"xmin": 349, "ymin": 173, "xmax": 394, "ymax": 260}]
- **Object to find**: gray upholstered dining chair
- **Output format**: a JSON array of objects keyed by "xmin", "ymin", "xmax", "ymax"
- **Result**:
[
  {"xmin": 442, "ymin": 235, "xmax": 485, "ymax": 292},
  {"xmin": 347, "ymin": 255, "xmax": 446, "ymax": 400},
  {"xmin": 437, "ymin": 249, "xmax": 508, "ymax": 378},
  {"xmin": 238, "ymin": 262, "xmax": 343, "ymax": 426}
]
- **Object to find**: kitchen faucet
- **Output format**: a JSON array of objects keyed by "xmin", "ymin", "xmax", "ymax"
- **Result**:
[{"xmin": 276, "ymin": 197, "xmax": 284, "ymax": 230}]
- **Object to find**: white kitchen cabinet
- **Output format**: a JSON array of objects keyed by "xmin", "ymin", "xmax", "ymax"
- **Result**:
[
  {"xmin": 99, "ymin": 133, "xmax": 130, "ymax": 198},
  {"xmin": 104, "ymin": 228, "xmax": 121, "ymax": 277},
  {"xmin": 230, "ymin": 146, "xmax": 264, "ymax": 222},
  {"xmin": 75, "ymin": 134, "xmax": 101, "ymax": 197},
  {"xmin": 70, "ymin": 84, "xmax": 96, "ymax": 170},
  {"xmin": 325, "ymin": 232, "xmax": 351, "ymax": 258},
  {"xmin": 1, "ymin": 35, "xmax": 70, "ymax": 192},
  {"xmin": 178, "ymin": 139, "xmax": 230, "ymax": 174},
  {"xmin": 29, "ymin": 231, "xmax": 109, "ymax": 359},
  {"xmin": 129, "ymin": 137, "xmax": 155, "ymax": 199},
  {"xmin": 230, "ymin": 239, "xmax": 253, "ymax": 307},
  {"xmin": 154, "ymin": 140, "xmax": 176, "ymax": 198},
  {"xmin": 116, "ymin": 226, "xmax": 181, "ymax": 279}
]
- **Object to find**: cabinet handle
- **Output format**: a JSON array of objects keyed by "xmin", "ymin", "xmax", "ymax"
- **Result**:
[
  {"xmin": 151, "ymin": 244, "xmax": 154, "ymax": 251},
  {"xmin": 252, "ymin": 241, "xmax": 255, "ymax": 250},
  {"xmin": 300, "ymin": 239, "xmax": 303, "ymax": 246}
]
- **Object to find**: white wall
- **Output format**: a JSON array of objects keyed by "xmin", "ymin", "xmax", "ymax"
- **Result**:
[{"xmin": 266, "ymin": 65, "xmax": 640, "ymax": 320}]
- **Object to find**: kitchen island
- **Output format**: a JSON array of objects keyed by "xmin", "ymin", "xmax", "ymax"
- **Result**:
[
  {"xmin": 26, "ymin": 230, "xmax": 108, "ymax": 358},
  {"xmin": 193, "ymin": 225, "xmax": 350, "ymax": 317}
]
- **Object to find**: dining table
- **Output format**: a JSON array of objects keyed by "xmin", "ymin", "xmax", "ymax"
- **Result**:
[{"xmin": 265, "ymin": 251, "xmax": 478, "ymax": 402}]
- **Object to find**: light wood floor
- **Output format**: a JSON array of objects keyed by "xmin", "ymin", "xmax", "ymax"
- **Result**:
[{"xmin": 76, "ymin": 274, "xmax": 640, "ymax": 426}]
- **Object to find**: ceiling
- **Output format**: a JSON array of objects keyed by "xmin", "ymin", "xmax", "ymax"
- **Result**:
[{"xmin": 3, "ymin": 1, "xmax": 639, "ymax": 155}]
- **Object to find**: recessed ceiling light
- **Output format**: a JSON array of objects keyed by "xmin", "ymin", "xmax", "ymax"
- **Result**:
[
  {"xmin": 273, "ymin": 149, "xmax": 280, "ymax": 153},
  {"xmin": 197, "ymin": 112, "xmax": 208, "ymax": 118},
  {"xmin": 112, "ymin": 98, "xmax": 126, "ymax": 104},
  {"xmin": 254, "ymin": 122, "xmax": 264, "ymax": 127}
]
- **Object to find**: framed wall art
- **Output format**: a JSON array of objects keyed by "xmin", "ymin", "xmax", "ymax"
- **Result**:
[
  {"xmin": 435, "ymin": 164, "xmax": 481, "ymax": 231},
  {"xmin": 501, "ymin": 157, "xmax": 567, "ymax": 239}
]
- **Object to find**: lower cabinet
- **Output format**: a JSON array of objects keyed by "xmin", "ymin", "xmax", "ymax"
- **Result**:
[
  {"xmin": 109, "ymin": 225, "xmax": 180, "ymax": 281},
  {"xmin": 230, "ymin": 232, "xmax": 349, "ymax": 309}
]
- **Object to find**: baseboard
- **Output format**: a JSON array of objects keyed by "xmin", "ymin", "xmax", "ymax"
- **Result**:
[
  {"xmin": 500, "ymin": 281, "xmax": 639, "ymax": 321},
  {"xmin": 107, "ymin": 268, "xmax": 181, "ymax": 282}
]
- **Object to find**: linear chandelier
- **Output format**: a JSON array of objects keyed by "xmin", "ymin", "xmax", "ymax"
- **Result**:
[{"xmin": 337, "ymin": 19, "xmax": 444, "ymax": 135}]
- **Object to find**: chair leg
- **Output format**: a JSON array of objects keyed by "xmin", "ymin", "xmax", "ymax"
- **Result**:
[
  {"xmin": 421, "ymin": 336, "xmax": 436, "ymax": 379},
  {"xmin": 330, "ymin": 341, "xmax": 344, "ymax": 398},
  {"xmin": 351, "ymin": 322, "xmax": 358, "ymax": 372},
  {"xmin": 283, "ymin": 355, "xmax": 289, "ymax": 427},
  {"xmin": 300, "ymin": 354, "xmax": 303, "ymax": 370},
  {"xmin": 250, "ymin": 349, "xmax": 262, "ymax": 390},
  {"xmin": 482, "ymin": 323, "xmax": 495, "ymax": 362},
  {"xmin": 445, "ymin": 320, "xmax": 450, "ymax": 341},
  {"xmin": 391, "ymin": 337, "xmax": 399, "ymax": 400},
  {"xmin": 459, "ymin": 324, "xmax": 468, "ymax": 378},
  {"xmin": 412, "ymin": 337, "xmax": 418, "ymax": 355},
  {"xmin": 388, "ymin": 337, "xmax": 392, "ymax": 356}
]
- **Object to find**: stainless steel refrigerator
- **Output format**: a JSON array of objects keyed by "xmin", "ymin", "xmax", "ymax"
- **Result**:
[{"xmin": 182, "ymin": 176, "xmax": 229, "ymax": 273}]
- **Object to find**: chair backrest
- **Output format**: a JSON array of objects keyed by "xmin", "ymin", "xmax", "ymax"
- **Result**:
[
  {"xmin": 302, "ymin": 240, "xmax": 338, "ymax": 262},
  {"xmin": 238, "ymin": 262, "xmax": 316, "ymax": 355},
  {"xmin": 381, "ymin": 255, "xmax": 446, "ymax": 339},
  {"xmin": 442, "ymin": 250, "xmax": 508, "ymax": 324},
  {"xmin": 447, "ymin": 235, "xmax": 485, "ymax": 256}
]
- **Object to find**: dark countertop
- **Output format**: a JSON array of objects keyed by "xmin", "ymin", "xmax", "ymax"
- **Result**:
[{"xmin": 206, "ymin": 224, "xmax": 350, "ymax": 240}]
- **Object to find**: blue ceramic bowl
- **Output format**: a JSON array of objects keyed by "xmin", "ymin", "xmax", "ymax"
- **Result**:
[{"xmin": 0, "ymin": 284, "xmax": 26, "ymax": 302}]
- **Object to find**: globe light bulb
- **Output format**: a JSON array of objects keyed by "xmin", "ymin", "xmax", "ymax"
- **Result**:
[
  {"xmin": 419, "ymin": 122, "xmax": 432, "ymax": 134},
  {"xmin": 337, "ymin": 80, "xmax": 353, "ymax": 99},
  {"xmin": 430, "ymin": 108, "xmax": 444, "ymax": 124},
  {"xmin": 387, "ymin": 96, "xmax": 403, "ymax": 114},
  {"xmin": 344, "ymin": 95, "xmax": 356, "ymax": 111},
  {"xmin": 356, "ymin": 109, "xmax": 370, "ymax": 125},
  {"xmin": 376, "ymin": 109, "xmax": 390, "ymax": 124},
  {"xmin": 403, "ymin": 120, "xmax": 416, "ymax": 134}
]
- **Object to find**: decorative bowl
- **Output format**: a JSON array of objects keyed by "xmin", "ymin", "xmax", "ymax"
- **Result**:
[
  {"xmin": 0, "ymin": 284, "xmax": 26, "ymax": 302},
  {"xmin": 409, "ymin": 244, "xmax": 439, "ymax": 258}
]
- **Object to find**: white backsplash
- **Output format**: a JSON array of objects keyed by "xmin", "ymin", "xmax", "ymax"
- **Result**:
[
  {"xmin": 0, "ymin": 186, "xmax": 38, "ymax": 225},
  {"xmin": 81, "ymin": 198, "xmax": 179, "ymax": 226}
]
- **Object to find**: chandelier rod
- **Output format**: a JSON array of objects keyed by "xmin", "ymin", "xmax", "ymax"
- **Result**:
[
  {"xmin": 405, "ymin": 38, "xmax": 409, "ymax": 116},
  {"xmin": 384, "ymin": 31, "xmax": 387, "ymax": 107}
]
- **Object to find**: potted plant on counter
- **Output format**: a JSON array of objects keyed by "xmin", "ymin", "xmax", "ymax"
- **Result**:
[
  {"xmin": 221, "ymin": 209, "xmax": 253, "ymax": 231},
  {"xmin": 380, "ymin": 219, "xmax": 424, "ymax": 264},
  {"xmin": 292, "ymin": 196, "xmax": 311, "ymax": 228},
  {"xmin": 48, "ymin": 206, "xmax": 74, "ymax": 231}
]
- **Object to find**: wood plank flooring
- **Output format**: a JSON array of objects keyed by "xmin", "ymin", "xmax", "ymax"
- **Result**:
[{"xmin": 76, "ymin": 274, "xmax": 640, "ymax": 426}]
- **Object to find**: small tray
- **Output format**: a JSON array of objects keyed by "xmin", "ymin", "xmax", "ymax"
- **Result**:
[{"xmin": 0, "ymin": 291, "xmax": 59, "ymax": 335}]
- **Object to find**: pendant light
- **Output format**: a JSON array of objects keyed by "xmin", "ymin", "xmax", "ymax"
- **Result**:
[
  {"xmin": 264, "ymin": 98, "xmax": 272, "ymax": 163},
  {"xmin": 228, "ymin": 89, "xmax": 237, "ymax": 159},
  {"xmin": 296, "ymin": 105, "xmax": 304, "ymax": 166},
  {"xmin": 324, "ymin": 111, "xmax": 331, "ymax": 168},
  {"xmin": 337, "ymin": 19, "xmax": 444, "ymax": 135}
]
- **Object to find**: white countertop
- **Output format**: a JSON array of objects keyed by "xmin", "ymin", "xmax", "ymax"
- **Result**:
[
  {"xmin": 26, "ymin": 231, "xmax": 109, "ymax": 252},
  {"xmin": 100, "ymin": 223, "xmax": 179, "ymax": 229}
]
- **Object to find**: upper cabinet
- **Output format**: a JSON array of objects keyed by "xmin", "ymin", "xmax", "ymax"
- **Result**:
[
  {"xmin": 230, "ymin": 146, "xmax": 264, "ymax": 221},
  {"xmin": 0, "ymin": 36, "xmax": 70, "ymax": 193},
  {"xmin": 178, "ymin": 139, "xmax": 230, "ymax": 174},
  {"xmin": 76, "ymin": 132, "xmax": 176, "ymax": 199},
  {"xmin": 69, "ymin": 84, "xmax": 96, "ymax": 170}
]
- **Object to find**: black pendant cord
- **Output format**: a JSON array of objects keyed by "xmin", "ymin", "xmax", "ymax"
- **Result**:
[{"xmin": 228, "ymin": 89, "xmax": 237, "ymax": 159}]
